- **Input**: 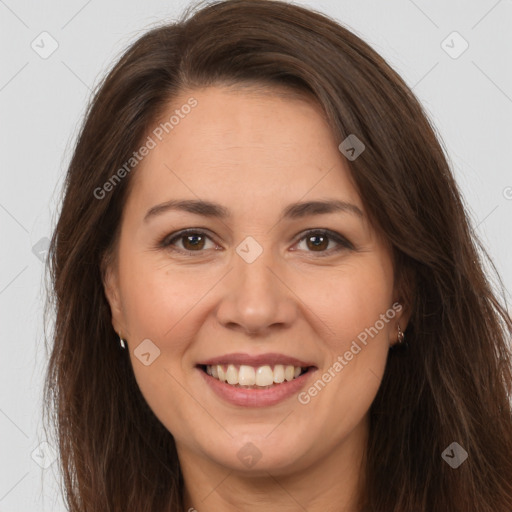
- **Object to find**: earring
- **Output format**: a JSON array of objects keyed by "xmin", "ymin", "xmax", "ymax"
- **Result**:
[
  {"xmin": 397, "ymin": 323, "xmax": 405, "ymax": 344},
  {"xmin": 391, "ymin": 322, "xmax": 408, "ymax": 353},
  {"xmin": 118, "ymin": 333, "xmax": 126, "ymax": 349}
]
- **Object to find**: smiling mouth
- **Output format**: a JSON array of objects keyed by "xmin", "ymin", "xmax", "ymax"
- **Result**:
[{"xmin": 198, "ymin": 363, "xmax": 315, "ymax": 389}]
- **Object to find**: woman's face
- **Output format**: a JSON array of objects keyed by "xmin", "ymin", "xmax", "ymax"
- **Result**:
[{"xmin": 104, "ymin": 85, "xmax": 406, "ymax": 477}]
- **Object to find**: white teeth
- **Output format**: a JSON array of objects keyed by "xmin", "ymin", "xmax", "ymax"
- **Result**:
[
  {"xmin": 204, "ymin": 363, "xmax": 307, "ymax": 387},
  {"xmin": 273, "ymin": 364, "xmax": 285, "ymax": 383},
  {"xmin": 255, "ymin": 365, "xmax": 273, "ymax": 386},
  {"xmin": 239, "ymin": 365, "xmax": 256, "ymax": 385},
  {"xmin": 226, "ymin": 364, "xmax": 238, "ymax": 385},
  {"xmin": 284, "ymin": 365, "xmax": 295, "ymax": 381}
]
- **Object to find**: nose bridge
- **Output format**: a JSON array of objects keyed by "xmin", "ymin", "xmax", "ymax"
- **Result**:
[
  {"xmin": 215, "ymin": 234, "xmax": 297, "ymax": 333},
  {"xmin": 234, "ymin": 235, "xmax": 280, "ymax": 307}
]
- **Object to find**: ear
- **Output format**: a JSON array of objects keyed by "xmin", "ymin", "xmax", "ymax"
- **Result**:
[{"xmin": 101, "ymin": 251, "xmax": 126, "ymax": 337}]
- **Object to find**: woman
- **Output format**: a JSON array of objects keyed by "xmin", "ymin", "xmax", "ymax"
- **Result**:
[{"xmin": 43, "ymin": 0, "xmax": 512, "ymax": 510}]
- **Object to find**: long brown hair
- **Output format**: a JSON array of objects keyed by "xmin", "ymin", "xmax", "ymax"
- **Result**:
[{"xmin": 43, "ymin": 1, "xmax": 512, "ymax": 510}]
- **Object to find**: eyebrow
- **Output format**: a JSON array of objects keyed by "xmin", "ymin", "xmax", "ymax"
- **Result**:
[{"xmin": 144, "ymin": 198, "xmax": 364, "ymax": 223}]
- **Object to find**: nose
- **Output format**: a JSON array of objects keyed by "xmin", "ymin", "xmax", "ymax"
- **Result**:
[{"xmin": 215, "ymin": 244, "xmax": 299, "ymax": 336}]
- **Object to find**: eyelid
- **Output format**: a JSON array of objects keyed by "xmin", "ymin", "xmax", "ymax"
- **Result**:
[{"xmin": 159, "ymin": 228, "xmax": 354, "ymax": 255}]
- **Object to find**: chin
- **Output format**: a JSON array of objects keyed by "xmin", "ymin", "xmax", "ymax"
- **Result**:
[{"xmin": 203, "ymin": 432, "xmax": 311, "ymax": 475}]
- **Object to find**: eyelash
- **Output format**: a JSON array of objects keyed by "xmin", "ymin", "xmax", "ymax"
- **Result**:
[{"xmin": 158, "ymin": 228, "xmax": 354, "ymax": 257}]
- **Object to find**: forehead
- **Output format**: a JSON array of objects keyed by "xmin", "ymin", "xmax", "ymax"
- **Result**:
[{"xmin": 126, "ymin": 85, "xmax": 363, "ymax": 216}]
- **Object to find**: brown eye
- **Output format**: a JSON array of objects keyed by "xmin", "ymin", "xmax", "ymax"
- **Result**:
[
  {"xmin": 305, "ymin": 233, "xmax": 329, "ymax": 251},
  {"xmin": 295, "ymin": 229, "xmax": 353, "ymax": 255},
  {"xmin": 181, "ymin": 233, "xmax": 206, "ymax": 251},
  {"xmin": 161, "ymin": 229, "xmax": 217, "ymax": 253}
]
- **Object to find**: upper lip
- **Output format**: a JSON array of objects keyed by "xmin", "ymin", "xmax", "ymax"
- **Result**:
[{"xmin": 198, "ymin": 352, "xmax": 317, "ymax": 368}]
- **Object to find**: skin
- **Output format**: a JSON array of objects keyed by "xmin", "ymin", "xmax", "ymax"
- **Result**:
[{"xmin": 103, "ymin": 85, "xmax": 411, "ymax": 512}]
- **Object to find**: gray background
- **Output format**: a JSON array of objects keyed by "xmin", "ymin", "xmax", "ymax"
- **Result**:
[{"xmin": 1, "ymin": 0, "xmax": 511, "ymax": 510}]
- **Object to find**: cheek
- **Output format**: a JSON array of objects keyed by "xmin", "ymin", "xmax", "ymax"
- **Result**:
[
  {"xmin": 302, "ymin": 257, "xmax": 394, "ymax": 347},
  {"xmin": 118, "ymin": 259, "xmax": 206, "ymax": 439},
  {"xmin": 298, "ymin": 257, "xmax": 393, "ymax": 409},
  {"xmin": 295, "ymin": 303, "xmax": 391, "ymax": 444},
  {"xmin": 119, "ymin": 254, "xmax": 203, "ymax": 348}
]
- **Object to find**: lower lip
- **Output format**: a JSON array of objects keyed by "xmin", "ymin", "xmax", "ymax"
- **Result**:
[{"xmin": 197, "ymin": 366, "xmax": 316, "ymax": 407}]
